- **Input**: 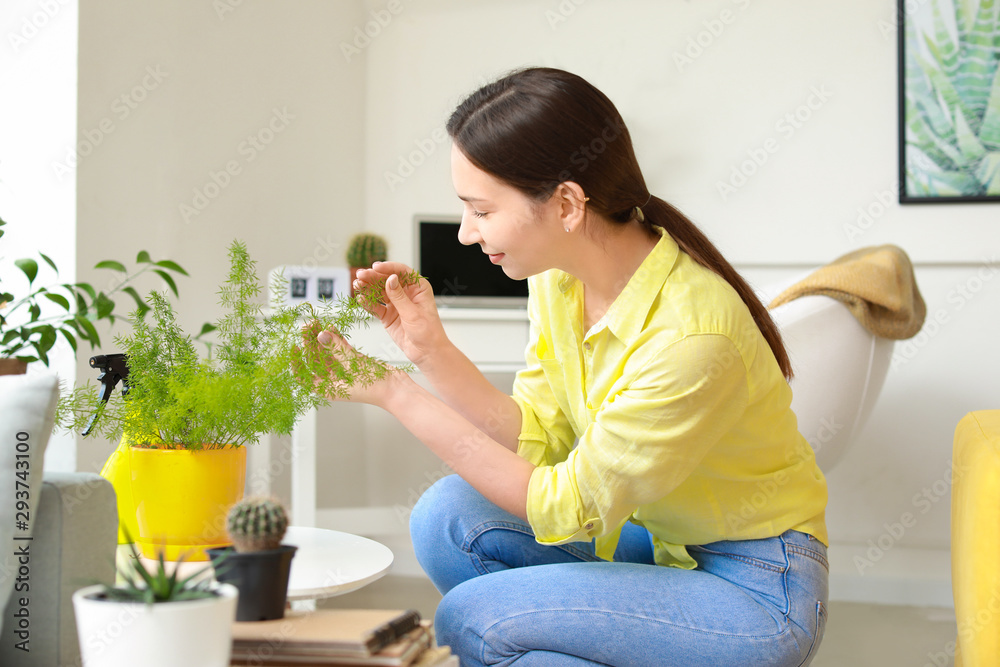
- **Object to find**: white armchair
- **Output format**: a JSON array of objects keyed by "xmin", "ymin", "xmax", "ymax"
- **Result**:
[{"xmin": 761, "ymin": 278, "xmax": 896, "ymax": 473}]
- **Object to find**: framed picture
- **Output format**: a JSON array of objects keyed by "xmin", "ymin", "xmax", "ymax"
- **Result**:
[{"xmin": 897, "ymin": 0, "xmax": 1000, "ymax": 203}]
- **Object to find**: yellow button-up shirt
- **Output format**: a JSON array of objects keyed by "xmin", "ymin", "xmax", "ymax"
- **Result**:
[{"xmin": 512, "ymin": 227, "xmax": 828, "ymax": 569}]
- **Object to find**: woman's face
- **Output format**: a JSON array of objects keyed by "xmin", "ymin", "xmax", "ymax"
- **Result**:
[{"xmin": 450, "ymin": 144, "xmax": 564, "ymax": 281}]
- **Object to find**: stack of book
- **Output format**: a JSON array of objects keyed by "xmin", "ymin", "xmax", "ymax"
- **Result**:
[{"xmin": 228, "ymin": 608, "xmax": 457, "ymax": 667}]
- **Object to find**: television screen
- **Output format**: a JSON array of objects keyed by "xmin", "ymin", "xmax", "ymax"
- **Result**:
[{"xmin": 415, "ymin": 216, "xmax": 528, "ymax": 307}]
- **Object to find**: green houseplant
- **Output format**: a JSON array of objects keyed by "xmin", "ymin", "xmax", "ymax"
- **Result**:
[
  {"xmin": 0, "ymin": 215, "xmax": 190, "ymax": 373},
  {"xmin": 72, "ymin": 541, "xmax": 237, "ymax": 667},
  {"xmin": 207, "ymin": 495, "xmax": 296, "ymax": 622},
  {"xmin": 346, "ymin": 232, "xmax": 388, "ymax": 296},
  {"xmin": 57, "ymin": 239, "xmax": 405, "ymax": 560}
]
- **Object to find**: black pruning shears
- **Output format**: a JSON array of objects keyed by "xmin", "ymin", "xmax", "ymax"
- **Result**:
[{"xmin": 82, "ymin": 353, "xmax": 130, "ymax": 436}]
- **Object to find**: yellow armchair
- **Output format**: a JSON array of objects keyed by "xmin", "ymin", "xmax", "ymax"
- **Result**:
[{"xmin": 952, "ymin": 410, "xmax": 1000, "ymax": 666}]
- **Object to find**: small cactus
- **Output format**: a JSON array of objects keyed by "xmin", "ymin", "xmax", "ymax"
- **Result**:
[
  {"xmin": 226, "ymin": 496, "xmax": 288, "ymax": 553},
  {"xmin": 346, "ymin": 233, "xmax": 388, "ymax": 268}
]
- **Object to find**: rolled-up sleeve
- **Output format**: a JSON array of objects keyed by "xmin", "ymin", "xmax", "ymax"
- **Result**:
[
  {"xmin": 525, "ymin": 333, "xmax": 750, "ymax": 546},
  {"xmin": 512, "ymin": 316, "xmax": 576, "ymax": 467}
]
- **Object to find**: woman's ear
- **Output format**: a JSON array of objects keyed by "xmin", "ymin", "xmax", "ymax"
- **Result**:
[{"xmin": 553, "ymin": 181, "xmax": 588, "ymax": 233}]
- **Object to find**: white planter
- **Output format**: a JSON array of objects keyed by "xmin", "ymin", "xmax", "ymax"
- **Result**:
[{"xmin": 72, "ymin": 582, "xmax": 238, "ymax": 667}]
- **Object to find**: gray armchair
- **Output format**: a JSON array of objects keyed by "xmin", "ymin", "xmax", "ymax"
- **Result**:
[
  {"xmin": 0, "ymin": 472, "xmax": 117, "ymax": 667},
  {"xmin": 0, "ymin": 371, "xmax": 118, "ymax": 667}
]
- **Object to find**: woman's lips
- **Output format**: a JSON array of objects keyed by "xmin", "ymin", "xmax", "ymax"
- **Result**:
[{"xmin": 488, "ymin": 253, "xmax": 505, "ymax": 264}]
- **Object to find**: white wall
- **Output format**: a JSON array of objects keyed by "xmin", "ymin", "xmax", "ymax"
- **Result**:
[
  {"xmin": 0, "ymin": 0, "xmax": 78, "ymax": 472},
  {"xmin": 70, "ymin": 0, "xmax": 999, "ymax": 605},
  {"xmin": 75, "ymin": 0, "xmax": 371, "ymax": 502},
  {"xmin": 360, "ymin": 0, "xmax": 999, "ymax": 604}
]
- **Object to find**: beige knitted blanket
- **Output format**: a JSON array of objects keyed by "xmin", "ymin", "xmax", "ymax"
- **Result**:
[{"xmin": 768, "ymin": 245, "xmax": 926, "ymax": 340}]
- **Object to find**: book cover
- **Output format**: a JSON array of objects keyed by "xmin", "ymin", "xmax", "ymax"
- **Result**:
[
  {"xmin": 231, "ymin": 609, "xmax": 423, "ymax": 660},
  {"xmin": 231, "ymin": 624, "xmax": 434, "ymax": 666}
]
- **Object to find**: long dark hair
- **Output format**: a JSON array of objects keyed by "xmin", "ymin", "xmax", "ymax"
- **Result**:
[{"xmin": 447, "ymin": 67, "xmax": 793, "ymax": 380}]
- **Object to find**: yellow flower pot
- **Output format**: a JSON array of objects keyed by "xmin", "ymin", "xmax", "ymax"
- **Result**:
[
  {"xmin": 129, "ymin": 445, "xmax": 246, "ymax": 561},
  {"xmin": 100, "ymin": 431, "xmax": 142, "ymax": 545}
]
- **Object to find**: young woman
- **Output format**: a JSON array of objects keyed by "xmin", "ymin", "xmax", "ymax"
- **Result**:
[{"xmin": 316, "ymin": 67, "xmax": 829, "ymax": 666}]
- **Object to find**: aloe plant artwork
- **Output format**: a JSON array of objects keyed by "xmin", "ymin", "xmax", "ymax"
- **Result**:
[{"xmin": 901, "ymin": 0, "xmax": 1000, "ymax": 199}]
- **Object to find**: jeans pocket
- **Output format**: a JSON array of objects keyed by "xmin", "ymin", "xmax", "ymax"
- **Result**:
[
  {"xmin": 797, "ymin": 600, "xmax": 828, "ymax": 667},
  {"xmin": 688, "ymin": 544, "xmax": 788, "ymax": 573}
]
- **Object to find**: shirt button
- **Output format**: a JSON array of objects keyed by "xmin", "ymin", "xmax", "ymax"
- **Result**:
[
  {"xmin": 584, "ymin": 522, "xmax": 594, "ymax": 530},
  {"xmin": 583, "ymin": 342, "xmax": 592, "ymax": 351}
]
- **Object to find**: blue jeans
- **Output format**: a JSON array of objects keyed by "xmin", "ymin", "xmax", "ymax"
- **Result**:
[{"xmin": 410, "ymin": 475, "xmax": 828, "ymax": 667}]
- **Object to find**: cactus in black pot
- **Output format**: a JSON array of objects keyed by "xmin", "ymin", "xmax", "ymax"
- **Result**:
[
  {"xmin": 227, "ymin": 496, "xmax": 289, "ymax": 552},
  {"xmin": 207, "ymin": 496, "xmax": 297, "ymax": 622},
  {"xmin": 346, "ymin": 232, "xmax": 388, "ymax": 297}
]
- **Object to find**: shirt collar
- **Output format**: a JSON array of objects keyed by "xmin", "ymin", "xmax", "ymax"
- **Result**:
[{"xmin": 554, "ymin": 226, "xmax": 679, "ymax": 344}]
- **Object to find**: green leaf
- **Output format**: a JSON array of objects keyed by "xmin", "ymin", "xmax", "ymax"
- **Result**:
[
  {"xmin": 155, "ymin": 260, "xmax": 189, "ymax": 276},
  {"xmin": 976, "ymin": 152, "xmax": 1000, "ymax": 195},
  {"xmin": 154, "ymin": 270, "xmax": 179, "ymax": 297},
  {"xmin": 74, "ymin": 283, "xmax": 97, "ymax": 301},
  {"xmin": 39, "ymin": 252, "xmax": 58, "ymax": 272},
  {"xmin": 95, "ymin": 260, "xmax": 127, "ymax": 273},
  {"xmin": 75, "ymin": 315, "xmax": 101, "ymax": 346},
  {"xmin": 926, "ymin": 168, "xmax": 980, "ymax": 195},
  {"xmin": 35, "ymin": 327, "xmax": 57, "ymax": 352},
  {"xmin": 978, "ymin": 64, "xmax": 1000, "ymax": 150},
  {"xmin": 94, "ymin": 293, "xmax": 115, "ymax": 319},
  {"xmin": 30, "ymin": 341, "xmax": 49, "ymax": 366},
  {"xmin": 196, "ymin": 322, "xmax": 217, "ymax": 338},
  {"xmin": 28, "ymin": 303, "xmax": 40, "ymax": 322},
  {"xmin": 15, "ymin": 258, "xmax": 38, "ymax": 284},
  {"xmin": 43, "ymin": 292, "xmax": 71, "ymax": 310},
  {"xmin": 136, "ymin": 250, "xmax": 152, "ymax": 264},
  {"xmin": 60, "ymin": 329, "xmax": 78, "ymax": 352},
  {"xmin": 953, "ymin": 105, "xmax": 986, "ymax": 162},
  {"xmin": 121, "ymin": 286, "xmax": 148, "ymax": 313}
]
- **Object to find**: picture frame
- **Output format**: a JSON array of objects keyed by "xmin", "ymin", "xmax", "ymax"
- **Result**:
[{"xmin": 897, "ymin": 0, "xmax": 1000, "ymax": 203}]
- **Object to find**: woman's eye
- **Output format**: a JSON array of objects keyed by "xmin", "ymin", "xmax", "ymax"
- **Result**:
[{"xmin": 473, "ymin": 211, "xmax": 488, "ymax": 219}]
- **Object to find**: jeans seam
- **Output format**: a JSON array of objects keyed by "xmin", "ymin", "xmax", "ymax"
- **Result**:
[
  {"xmin": 795, "ymin": 601, "xmax": 827, "ymax": 667},
  {"xmin": 462, "ymin": 520, "xmax": 601, "ymax": 569},
  {"xmin": 688, "ymin": 546, "xmax": 788, "ymax": 573},
  {"xmin": 480, "ymin": 607, "xmax": 793, "ymax": 643},
  {"xmin": 786, "ymin": 544, "xmax": 829, "ymax": 571}
]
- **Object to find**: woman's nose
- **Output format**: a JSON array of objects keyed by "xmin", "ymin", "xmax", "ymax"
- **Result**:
[{"xmin": 457, "ymin": 213, "xmax": 481, "ymax": 246}]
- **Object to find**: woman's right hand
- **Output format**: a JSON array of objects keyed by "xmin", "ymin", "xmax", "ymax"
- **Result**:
[{"xmin": 353, "ymin": 262, "xmax": 448, "ymax": 369}]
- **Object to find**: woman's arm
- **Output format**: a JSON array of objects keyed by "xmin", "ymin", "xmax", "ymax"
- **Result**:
[
  {"xmin": 355, "ymin": 266, "xmax": 523, "ymax": 451},
  {"xmin": 327, "ymin": 350, "xmax": 533, "ymax": 518},
  {"xmin": 414, "ymin": 339, "xmax": 524, "ymax": 453}
]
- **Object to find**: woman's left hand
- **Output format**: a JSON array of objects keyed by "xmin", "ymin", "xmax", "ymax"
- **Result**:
[{"xmin": 299, "ymin": 320, "xmax": 409, "ymax": 407}]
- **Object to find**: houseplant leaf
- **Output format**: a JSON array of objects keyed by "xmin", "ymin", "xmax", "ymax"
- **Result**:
[
  {"xmin": 15, "ymin": 258, "xmax": 38, "ymax": 284},
  {"xmin": 94, "ymin": 260, "xmax": 127, "ymax": 273}
]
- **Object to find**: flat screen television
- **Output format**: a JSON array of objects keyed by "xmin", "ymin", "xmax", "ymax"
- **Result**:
[{"xmin": 414, "ymin": 214, "xmax": 528, "ymax": 308}]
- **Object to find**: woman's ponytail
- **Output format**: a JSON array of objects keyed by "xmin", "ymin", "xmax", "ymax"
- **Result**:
[{"xmin": 644, "ymin": 196, "xmax": 793, "ymax": 380}]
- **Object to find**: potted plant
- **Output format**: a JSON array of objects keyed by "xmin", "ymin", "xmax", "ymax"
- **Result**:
[
  {"xmin": 207, "ymin": 495, "xmax": 296, "ymax": 622},
  {"xmin": 346, "ymin": 232, "xmax": 387, "ymax": 296},
  {"xmin": 73, "ymin": 542, "xmax": 238, "ymax": 667},
  {"xmin": 57, "ymin": 240, "xmax": 403, "ymax": 561},
  {"xmin": 0, "ymin": 215, "xmax": 190, "ymax": 374}
]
